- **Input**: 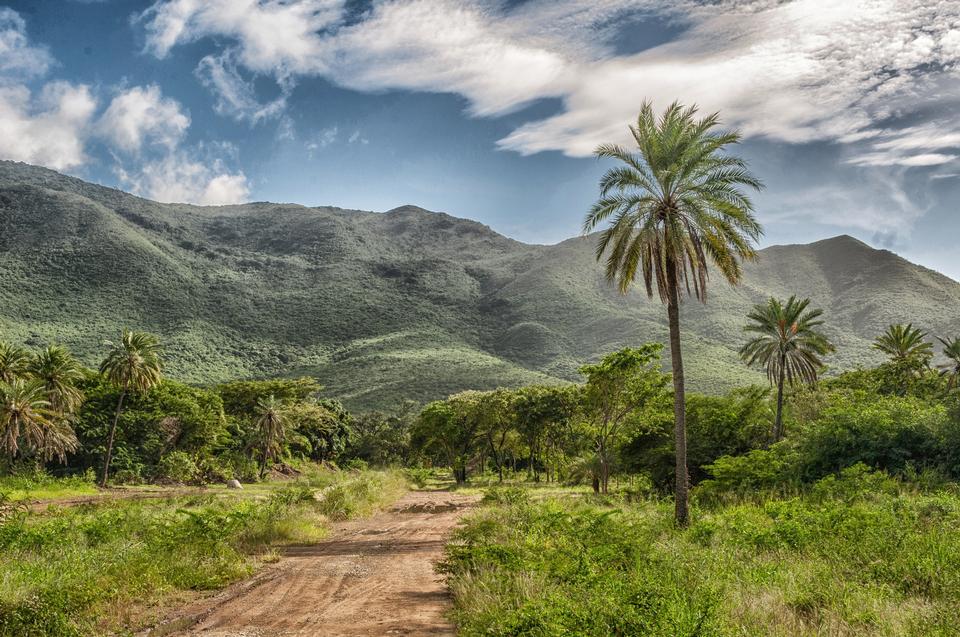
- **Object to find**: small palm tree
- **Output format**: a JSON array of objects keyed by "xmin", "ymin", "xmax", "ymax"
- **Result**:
[
  {"xmin": 99, "ymin": 330, "xmax": 163, "ymax": 487},
  {"xmin": 584, "ymin": 101, "xmax": 763, "ymax": 527},
  {"xmin": 873, "ymin": 323, "xmax": 933, "ymax": 364},
  {"xmin": 29, "ymin": 345, "xmax": 85, "ymax": 415},
  {"xmin": 255, "ymin": 395, "xmax": 286, "ymax": 479},
  {"xmin": 0, "ymin": 378, "xmax": 78, "ymax": 463},
  {"xmin": 936, "ymin": 336, "xmax": 960, "ymax": 391},
  {"xmin": 739, "ymin": 296, "xmax": 834, "ymax": 442},
  {"xmin": 0, "ymin": 342, "xmax": 29, "ymax": 384}
]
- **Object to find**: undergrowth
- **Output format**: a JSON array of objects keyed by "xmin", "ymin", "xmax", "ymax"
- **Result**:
[{"xmin": 443, "ymin": 467, "xmax": 960, "ymax": 636}]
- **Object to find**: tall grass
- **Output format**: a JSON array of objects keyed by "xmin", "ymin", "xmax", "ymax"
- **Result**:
[
  {"xmin": 443, "ymin": 467, "xmax": 960, "ymax": 636},
  {"xmin": 0, "ymin": 469, "xmax": 406, "ymax": 636}
]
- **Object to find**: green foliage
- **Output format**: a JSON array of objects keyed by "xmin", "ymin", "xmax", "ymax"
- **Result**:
[
  {"xmin": 71, "ymin": 376, "xmax": 225, "ymax": 481},
  {"xmin": 446, "ymin": 480, "xmax": 960, "ymax": 636},
  {"xmin": 625, "ymin": 389, "xmax": 770, "ymax": 489},
  {"xmin": 345, "ymin": 401, "xmax": 417, "ymax": 466},
  {"xmin": 155, "ymin": 450, "xmax": 199, "ymax": 484}
]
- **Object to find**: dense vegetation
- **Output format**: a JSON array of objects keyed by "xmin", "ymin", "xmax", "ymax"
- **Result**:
[
  {"xmin": 2, "ymin": 161, "xmax": 959, "ymax": 410},
  {"xmin": 443, "ymin": 471, "xmax": 960, "ymax": 636}
]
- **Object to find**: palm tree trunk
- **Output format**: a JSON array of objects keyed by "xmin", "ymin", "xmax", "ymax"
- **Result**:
[
  {"xmin": 100, "ymin": 388, "xmax": 126, "ymax": 487},
  {"xmin": 666, "ymin": 263, "xmax": 689, "ymax": 527},
  {"xmin": 774, "ymin": 354, "xmax": 787, "ymax": 442}
]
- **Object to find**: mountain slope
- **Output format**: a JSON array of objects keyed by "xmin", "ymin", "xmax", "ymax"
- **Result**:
[{"xmin": 1, "ymin": 161, "xmax": 958, "ymax": 409}]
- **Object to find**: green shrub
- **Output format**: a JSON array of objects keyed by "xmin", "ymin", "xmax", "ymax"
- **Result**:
[
  {"xmin": 481, "ymin": 486, "xmax": 530, "ymax": 506},
  {"xmin": 156, "ymin": 451, "xmax": 199, "ymax": 484}
]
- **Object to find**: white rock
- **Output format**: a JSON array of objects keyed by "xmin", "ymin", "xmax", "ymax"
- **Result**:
[{"xmin": 226, "ymin": 479, "xmax": 243, "ymax": 489}]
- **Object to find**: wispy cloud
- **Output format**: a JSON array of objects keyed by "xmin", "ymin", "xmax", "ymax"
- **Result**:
[{"xmin": 139, "ymin": 0, "xmax": 960, "ymax": 160}]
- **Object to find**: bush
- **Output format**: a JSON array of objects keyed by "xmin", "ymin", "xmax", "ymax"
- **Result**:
[
  {"xmin": 481, "ymin": 486, "xmax": 530, "ymax": 506},
  {"xmin": 156, "ymin": 451, "xmax": 199, "ymax": 484}
]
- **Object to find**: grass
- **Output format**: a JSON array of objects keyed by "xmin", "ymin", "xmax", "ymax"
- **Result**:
[
  {"xmin": 0, "ymin": 468, "xmax": 407, "ymax": 636},
  {"xmin": 0, "ymin": 472, "xmax": 98, "ymax": 502},
  {"xmin": 442, "ymin": 469, "xmax": 960, "ymax": 636}
]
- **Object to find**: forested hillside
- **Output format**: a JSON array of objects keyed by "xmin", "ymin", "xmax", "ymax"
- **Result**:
[{"xmin": 2, "ymin": 160, "xmax": 958, "ymax": 408}]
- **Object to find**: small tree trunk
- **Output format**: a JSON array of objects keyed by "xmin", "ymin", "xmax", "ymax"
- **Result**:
[
  {"xmin": 100, "ymin": 389, "xmax": 127, "ymax": 488},
  {"xmin": 666, "ymin": 262, "xmax": 689, "ymax": 527},
  {"xmin": 773, "ymin": 355, "xmax": 787, "ymax": 442}
]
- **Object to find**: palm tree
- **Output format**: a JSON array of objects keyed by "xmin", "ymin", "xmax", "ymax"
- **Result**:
[
  {"xmin": 873, "ymin": 323, "xmax": 933, "ymax": 364},
  {"xmin": 0, "ymin": 342, "xmax": 29, "ymax": 384},
  {"xmin": 739, "ymin": 296, "xmax": 834, "ymax": 442},
  {"xmin": 255, "ymin": 395, "xmax": 286, "ymax": 479},
  {"xmin": 584, "ymin": 101, "xmax": 763, "ymax": 526},
  {"xmin": 936, "ymin": 336, "xmax": 960, "ymax": 391},
  {"xmin": 99, "ymin": 330, "xmax": 163, "ymax": 487},
  {"xmin": 0, "ymin": 378, "xmax": 78, "ymax": 463},
  {"xmin": 29, "ymin": 345, "xmax": 85, "ymax": 415},
  {"xmin": 873, "ymin": 323, "xmax": 932, "ymax": 394}
]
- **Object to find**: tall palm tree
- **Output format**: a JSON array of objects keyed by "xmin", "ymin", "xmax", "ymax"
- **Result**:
[
  {"xmin": 255, "ymin": 395, "xmax": 286, "ymax": 479},
  {"xmin": 29, "ymin": 345, "xmax": 85, "ymax": 415},
  {"xmin": 873, "ymin": 323, "xmax": 933, "ymax": 364},
  {"xmin": 0, "ymin": 378, "xmax": 77, "ymax": 463},
  {"xmin": 936, "ymin": 336, "xmax": 960, "ymax": 391},
  {"xmin": 99, "ymin": 330, "xmax": 162, "ymax": 487},
  {"xmin": 584, "ymin": 101, "xmax": 763, "ymax": 527},
  {"xmin": 0, "ymin": 342, "xmax": 29, "ymax": 384},
  {"xmin": 739, "ymin": 296, "xmax": 834, "ymax": 442}
]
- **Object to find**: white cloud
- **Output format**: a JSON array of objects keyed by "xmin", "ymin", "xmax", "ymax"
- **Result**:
[
  {"xmin": 306, "ymin": 126, "xmax": 338, "ymax": 156},
  {"xmin": 97, "ymin": 85, "xmax": 190, "ymax": 152},
  {"xmin": 0, "ymin": 9, "xmax": 249, "ymax": 205},
  {"xmin": 116, "ymin": 147, "xmax": 250, "ymax": 205},
  {"xmin": 0, "ymin": 7, "xmax": 54, "ymax": 80},
  {"xmin": 0, "ymin": 82, "xmax": 96, "ymax": 170},
  {"xmin": 140, "ymin": 0, "xmax": 344, "ymax": 77},
  {"xmin": 141, "ymin": 0, "xmax": 960, "ymax": 159},
  {"xmin": 195, "ymin": 51, "xmax": 289, "ymax": 123}
]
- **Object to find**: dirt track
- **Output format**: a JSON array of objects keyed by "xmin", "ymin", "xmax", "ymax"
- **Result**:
[{"xmin": 150, "ymin": 490, "xmax": 477, "ymax": 637}]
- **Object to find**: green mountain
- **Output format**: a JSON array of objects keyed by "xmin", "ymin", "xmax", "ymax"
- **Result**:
[{"xmin": 2, "ymin": 160, "xmax": 958, "ymax": 409}]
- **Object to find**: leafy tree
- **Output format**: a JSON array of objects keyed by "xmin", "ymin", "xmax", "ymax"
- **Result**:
[
  {"xmin": 873, "ymin": 324, "xmax": 933, "ymax": 395},
  {"xmin": 98, "ymin": 330, "xmax": 163, "ymax": 486},
  {"xmin": 347, "ymin": 401, "xmax": 417, "ymax": 466},
  {"xmin": 478, "ymin": 389, "xmax": 518, "ymax": 482},
  {"xmin": 514, "ymin": 385, "xmax": 577, "ymax": 481},
  {"xmin": 216, "ymin": 377, "xmax": 323, "ymax": 417},
  {"xmin": 0, "ymin": 378, "xmax": 78, "ymax": 464},
  {"xmin": 254, "ymin": 395, "xmax": 286, "ymax": 479},
  {"xmin": 71, "ymin": 376, "xmax": 225, "ymax": 479},
  {"xmin": 0, "ymin": 342, "xmax": 29, "ymax": 384},
  {"xmin": 413, "ymin": 391, "xmax": 485, "ymax": 483},
  {"xmin": 578, "ymin": 345, "xmax": 669, "ymax": 493},
  {"xmin": 28, "ymin": 345, "xmax": 85, "ymax": 415},
  {"xmin": 936, "ymin": 336, "xmax": 960, "ymax": 392},
  {"xmin": 584, "ymin": 102, "xmax": 763, "ymax": 524},
  {"xmin": 739, "ymin": 296, "xmax": 834, "ymax": 442},
  {"xmin": 286, "ymin": 398, "xmax": 353, "ymax": 462}
]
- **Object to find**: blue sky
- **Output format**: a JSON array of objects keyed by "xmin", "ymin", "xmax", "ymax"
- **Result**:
[{"xmin": 1, "ymin": 0, "xmax": 959, "ymax": 279}]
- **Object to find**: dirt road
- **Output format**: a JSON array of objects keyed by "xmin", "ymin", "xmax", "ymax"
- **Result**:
[{"xmin": 150, "ymin": 490, "xmax": 477, "ymax": 637}]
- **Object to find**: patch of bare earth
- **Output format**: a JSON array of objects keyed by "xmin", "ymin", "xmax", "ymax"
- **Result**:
[{"xmin": 144, "ymin": 490, "xmax": 477, "ymax": 637}]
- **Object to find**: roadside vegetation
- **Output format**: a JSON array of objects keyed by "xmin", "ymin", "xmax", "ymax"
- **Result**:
[{"xmin": 0, "ymin": 468, "xmax": 406, "ymax": 636}]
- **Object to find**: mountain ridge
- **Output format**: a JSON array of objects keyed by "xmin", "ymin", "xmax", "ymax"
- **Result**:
[{"xmin": 1, "ymin": 160, "xmax": 958, "ymax": 409}]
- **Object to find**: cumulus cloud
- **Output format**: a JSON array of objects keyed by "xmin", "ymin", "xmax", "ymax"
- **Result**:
[
  {"xmin": 0, "ymin": 9, "xmax": 249, "ymax": 206},
  {"xmin": 0, "ymin": 82, "xmax": 96, "ymax": 170},
  {"xmin": 116, "ymin": 144, "xmax": 250, "ymax": 205},
  {"xmin": 97, "ymin": 85, "xmax": 190, "ymax": 152},
  {"xmin": 0, "ymin": 7, "xmax": 54, "ymax": 80}
]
